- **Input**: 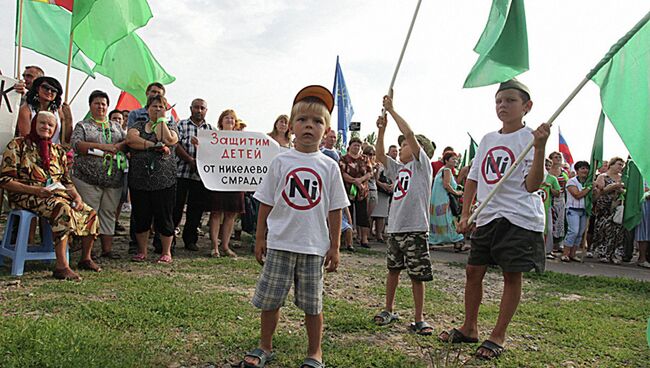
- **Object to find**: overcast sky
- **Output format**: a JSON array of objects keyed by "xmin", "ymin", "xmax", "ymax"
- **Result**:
[{"xmin": 1, "ymin": 0, "xmax": 647, "ymax": 162}]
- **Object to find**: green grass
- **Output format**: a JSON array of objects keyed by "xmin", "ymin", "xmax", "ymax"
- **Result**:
[{"xmin": 1, "ymin": 248, "xmax": 649, "ymax": 367}]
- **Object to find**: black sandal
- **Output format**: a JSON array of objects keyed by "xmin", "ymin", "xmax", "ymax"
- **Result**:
[
  {"xmin": 373, "ymin": 310, "xmax": 399, "ymax": 326},
  {"xmin": 438, "ymin": 328, "xmax": 479, "ymax": 343},
  {"xmin": 300, "ymin": 357, "xmax": 325, "ymax": 368},
  {"xmin": 240, "ymin": 348, "xmax": 275, "ymax": 368},
  {"xmin": 475, "ymin": 340, "xmax": 504, "ymax": 360},
  {"xmin": 410, "ymin": 321, "xmax": 433, "ymax": 336}
]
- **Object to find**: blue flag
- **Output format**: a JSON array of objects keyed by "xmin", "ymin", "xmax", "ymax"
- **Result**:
[{"xmin": 333, "ymin": 56, "xmax": 354, "ymax": 146}]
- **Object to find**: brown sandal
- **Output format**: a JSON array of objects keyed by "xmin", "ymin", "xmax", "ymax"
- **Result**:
[
  {"xmin": 77, "ymin": 259, "xmax": 102, "ymax": 272},
  {"xmin": 223, "ymin": 249, "xmax": 238, "ymax": 258},
  {"xmin": 53, "ymin": 267, "xmax": 81, "ymax": 281}
]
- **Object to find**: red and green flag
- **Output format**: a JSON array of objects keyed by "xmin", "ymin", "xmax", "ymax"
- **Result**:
[
  {"xmin": 463, "ymin": 0, "xmax": 529, "ymax": 88},
  {"xmin": 17, "ymin": 0, "xmax": 94, "ymax": 76},
  {"xmin": 32, "ymin": 0, "xmax": 72, "ymax": 11}
]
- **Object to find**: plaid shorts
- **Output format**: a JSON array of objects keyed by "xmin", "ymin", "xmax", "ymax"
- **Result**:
[
  {"xmin": 386, "ymin": 232, "xmax": 433, "ymax": 281},
  {"xmin": 252, "ymin": 249, "xmax": 325, "ymax": 315}
]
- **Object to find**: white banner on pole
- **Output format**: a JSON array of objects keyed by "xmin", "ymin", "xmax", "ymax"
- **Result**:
[
  {"xmin": 0, "ymin": 76, "xmax": 21, "ymax": 150},
  {"xmin": 196, "ymin": 130, "xmax": 280, "ymax": 191}
]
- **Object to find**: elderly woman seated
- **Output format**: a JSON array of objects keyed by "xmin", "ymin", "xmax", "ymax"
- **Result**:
[{"xmin": 0, "ymin": 112, "xmax": 100, "ymax": 281}]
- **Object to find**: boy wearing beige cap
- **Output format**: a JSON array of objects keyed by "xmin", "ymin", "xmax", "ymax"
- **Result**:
[
  {"xmin": 241, "ymin": 86, "xmax": 349, "ymax": 368},
  {"xmin": 439, "ymin": 79, "xmax": 550, "ymax": 361},
  {"xmin": 373, "ymin": 94, "xmax": 436, "ymax": 336}
]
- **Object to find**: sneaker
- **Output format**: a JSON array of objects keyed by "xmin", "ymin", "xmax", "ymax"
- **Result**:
[
  {"xmin": 586, "ymin": 252, "xmax": 594, "ymax": 258},
  {"xmin": 121, "ymin": 203, "xmax": 132, "ymax": 213},
  {"xmin": 546, "ymin": 253, "xmax": 556, "ymax": 260},
  {"xmin": 174, "ymin": 227, "xmax": 181, "ymax": 236}
]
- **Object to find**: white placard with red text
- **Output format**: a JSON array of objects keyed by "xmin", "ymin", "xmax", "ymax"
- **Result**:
[{"xmin": 197, "ymin": 130, "xmax": 280, "ymax": 191}]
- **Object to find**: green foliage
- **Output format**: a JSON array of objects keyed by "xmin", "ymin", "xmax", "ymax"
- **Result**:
[{"xmin": 364, "ymin": 132, "xmax": 377, "ymax": 145}]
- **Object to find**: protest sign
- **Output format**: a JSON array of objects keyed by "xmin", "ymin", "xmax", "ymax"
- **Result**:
[
  {"xmin": 197, "ymin": 130, "xmax": 280, "ymax": 191},
  {"xmin": 0, "ymin": 76, "xmax": 21, "ymax": 150}
]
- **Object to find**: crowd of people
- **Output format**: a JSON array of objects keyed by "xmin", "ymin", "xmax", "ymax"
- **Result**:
[
  {"xmin": 1, "ymin": 66, "xmax": 649, "ymax": 283},
  {"xmin": 3, "ymin": 66, "xmax": 649, "ymax": 365}
]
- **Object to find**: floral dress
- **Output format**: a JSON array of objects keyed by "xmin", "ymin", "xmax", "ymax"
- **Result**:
[
  {"xmin": 428, "ymin": 167, "xmax": 464, "ymax": 245},
  {"xmin": 0, "ymin": 138, "xmax": 99, "ymax": 244},
  {"xmin": 551, "ymin": 171, "xmax": 568, "ymax": 241},
  {"xmin": 593, "ymin": 176, "xmax": 625, "ymax": 260}
]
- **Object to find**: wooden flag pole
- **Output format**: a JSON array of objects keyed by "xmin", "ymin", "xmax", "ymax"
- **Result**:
[
  {"xmin": 62, "ymin": 31, "xmax": 74, "ymax": 145},
  {"xmin": 468, "ymin": 10, "xmax": 650, "ymax": 225},
  {"xmin": 388, "ymin": 0, "xmax": 423, "ymax": 93},
  {"xmin": 15, "ymin": 0, "xmax": 25, "ymax": 79},
  {"xmin": 69, "ymin": 74, "xmax": 91, "ymax": 105},
  {"xmin": 382, "ymin": 0, "xmax": 422, "ymax": 115},
  {"xmin": 64, "ymin": 32, "xmax": 74, "ymax": 103}
]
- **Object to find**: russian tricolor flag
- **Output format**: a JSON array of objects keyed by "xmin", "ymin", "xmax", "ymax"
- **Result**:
[{"xmin": 559, "ymin": 129, "xmax": 574, "ymax": 166}]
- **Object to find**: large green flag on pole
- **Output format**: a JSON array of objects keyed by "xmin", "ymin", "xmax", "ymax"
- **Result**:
[
  {"xmin": 622, "ymin": 159, "xmax": 644, "ymax": 231},
  {"xmin": 93, "ymin": 33, "xmax": 175, "ymax": 105},
  {"xmin": 17, "ymin": 0, "xmax": 94, "ymax": 77},
  {"xmin": 71, "ymin": 0, "xmax": 153, "ymax": 64},
  {"xmin": 463, "ymin": 0, "xmax": 528, "ymax": 88},
  {"xmin": 585, "ymin": 111, "xmax": 605, "ymax": 217},
  {"xmin": 591, "ymin": 15, "xmax": 650, "ymax": 184}
]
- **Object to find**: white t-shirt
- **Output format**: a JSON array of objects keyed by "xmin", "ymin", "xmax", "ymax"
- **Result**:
[
  {"xmin": 566, "ymin": 176, "xmax": 585, "ymax": 209},
  {"xmin": 385, "ymin": 148, "xmax": 432, "ymax": 233},
  {"xmin": 254, "ymin": 149, "xmax": 350, "ymax": 256},
  {"xmin": 468, "ymin": 126, "xmax": 545, "ymax": 232}
]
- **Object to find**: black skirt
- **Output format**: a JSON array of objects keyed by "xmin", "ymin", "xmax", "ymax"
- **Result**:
[{"xmin": 206, "ymin": 190, "xmax": 245, "ymax": 213}]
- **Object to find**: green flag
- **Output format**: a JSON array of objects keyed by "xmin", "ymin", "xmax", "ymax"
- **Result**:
[
  {"xmin": 622, "ymin": 159, "xmax": 644, "ymax": 231},
  {"xmin": 71, "ymin": 0, "xmax": 153, "ymax": 64},
  {"xmin": 468, "ymin": 134, "xmax": 478, "ymax": 161},
  {"xmin": 17, "ymin": 0, "xmax": 94, "ymax": 77},
  {"xmin": 93, "ymin": 33, "xmax": 175, "ymax": 105},
  {"xmin": 591, "ymin": 16, "xmax": 650, "ymax": 184},
  {"xmin": 461, "ymin": 149, "xmax": 468, "ymax": 168},
  {"xmin": 463, "ymin": 0, "xmax": 529, "ymax": 88},
  {"xmin": 585, "ymin": 112, "xmax": 605, "ymax": 217}
]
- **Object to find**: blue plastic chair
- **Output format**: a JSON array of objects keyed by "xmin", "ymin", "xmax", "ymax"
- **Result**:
[{"xmin": 0, "ymin": 209, "xmax": 65, "ymax": 276}]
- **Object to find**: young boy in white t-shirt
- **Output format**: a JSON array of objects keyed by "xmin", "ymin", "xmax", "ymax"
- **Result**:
[
  {"xmin": 373, "ymin": 94, "xmax": 436, "ymax": 335},
  {"xmin": 241, "ymin": 85, "xmax": 349, "ymax": 368},
  {"xmin": 439, "ymin": 79, "xmax": 550, "ymax": 361}
]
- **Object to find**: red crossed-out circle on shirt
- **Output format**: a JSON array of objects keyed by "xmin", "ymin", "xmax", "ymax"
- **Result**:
[
  {"xmin": 481, "ymin": 146, "xmax": 516, "ymax": 185},
  {"xmin": 282, "ymin": 167, "xmax": 323, "ymax": 210},
  {"xmin": 393, "ymin": 168, "xmax": 412, "ymax": 201},
  {"xmin": 536, "ymin": 188, "xmax": 547, "ymax": 203}
]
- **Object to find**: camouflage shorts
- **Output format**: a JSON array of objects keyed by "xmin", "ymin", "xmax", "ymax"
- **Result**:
[{"xmin": 386, "ymin": 232, "xmax": 433, "ymax": 281}]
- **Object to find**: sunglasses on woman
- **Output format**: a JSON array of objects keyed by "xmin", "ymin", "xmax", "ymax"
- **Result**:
[{"xmin": 40, "ymin": 84, "xmax": 58, "ymax": 94}]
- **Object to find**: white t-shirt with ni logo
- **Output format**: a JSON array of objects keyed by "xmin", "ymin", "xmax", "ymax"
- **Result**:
[
  {"xmin": 254, "ymin": 149, "xmax": 350, "ymax": 256},
  {"xmin": 385, "ymin": 149, "xmax": 432, "ymax": 233},
  {"xmin": 468, "ymin": 126, "xmax": 545, "ymax": 232}
]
